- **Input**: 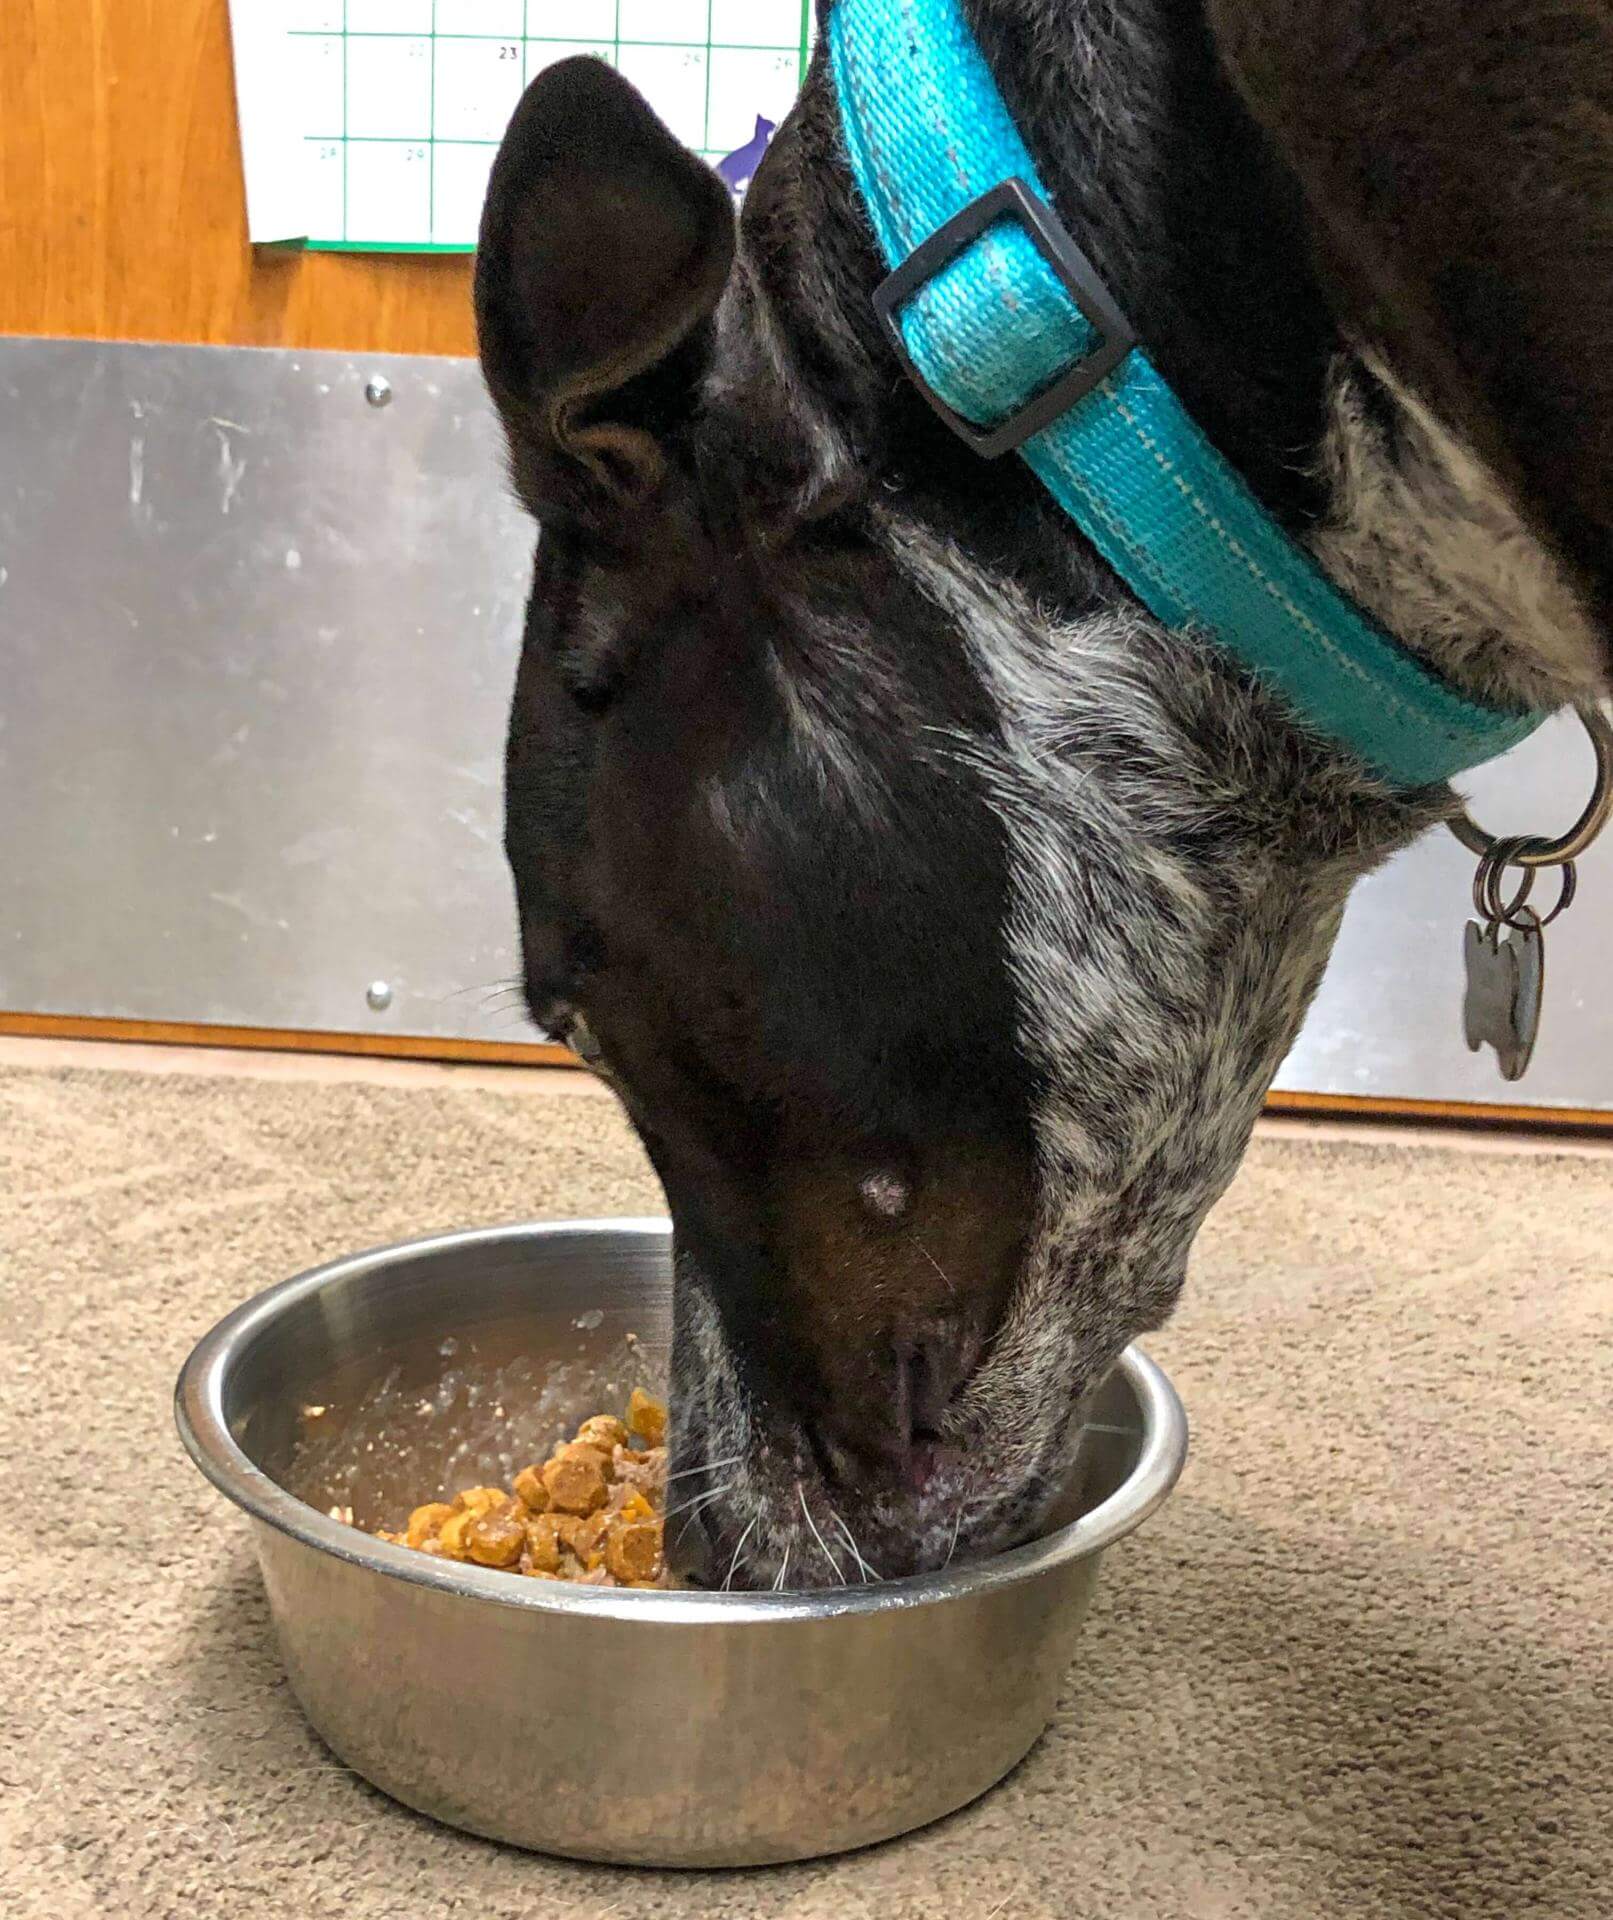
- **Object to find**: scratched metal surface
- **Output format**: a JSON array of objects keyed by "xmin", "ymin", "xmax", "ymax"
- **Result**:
[
  {"xmin": 0, "ymin": 337, "xmax": 543, "ymax": 1044},
  {"xmin": 0, "ymin": 336, "xmax": 1606, "ymax": 1103},
  {"xmin": 1274, "ymin": 710, "xmax": 1612, "ymax": 1108}
]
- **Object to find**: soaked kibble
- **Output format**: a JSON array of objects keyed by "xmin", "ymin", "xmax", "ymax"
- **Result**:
[
  {"xmin": 552, "ymin": 1513, "xmax": 592, "ymax": 1558},
  {"xmin": 512, "ymin": 1466, "xmax": 549, "ymax": 1513},
  {"xmin": 613, "ymin": 1444, "xmax": 668, "ymax": 1498},
  {"xmin": 605, "ymin": 1518, "xmax": 663, "ymax": 1586},
  {"xmin": 405, "ymin": 1501, "xmax": 455, "ymax": 1549},
  {"xmin": 466, "ymin": 1512, "xmax": 526, "ymax": 1569},
  {"xmin": 543, "ymin": 1446, "xmax": 609, "ymax": 1515},
  {"xmin": 438, "ymin": 1510, "xmax": 477, "ymax": 1560},
  {"xmin": 452, "ymin": 1486, "xmax": 508, "ymax": 1518},
  {"xmin": 572, "ymin": 1509, "xmax": 613, "ymax": 1569},
  {"xmin": 523, "ymin": 1514, "xmax": 563, "ymax": 1573},
  {"xmin": 368, "ymin": 1390, "xmax": 674, "ymax": 1588},
  {"xmin": 627, "ymin": 1388, "xmax": 667, "ymax": 1448}
]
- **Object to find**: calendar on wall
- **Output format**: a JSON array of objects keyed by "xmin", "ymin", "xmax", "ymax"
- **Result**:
[{"xmin": 228, "ymin": 2, "xmax": 815, "ymax": 251}]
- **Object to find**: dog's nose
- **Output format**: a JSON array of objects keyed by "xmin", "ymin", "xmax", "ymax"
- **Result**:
[
  {"xmin": 894, "ymin": 1335, "xmax": 953, "ymax": 1448},
  {"xmin": 810, "ymin": 1323, "xmax": 981, "ymax": 1494}
]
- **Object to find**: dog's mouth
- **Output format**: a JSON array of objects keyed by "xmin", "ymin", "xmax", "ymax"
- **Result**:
[{"xmin": 663, "ymin": 1393, "xmax": 1092, "ymax": 1592}]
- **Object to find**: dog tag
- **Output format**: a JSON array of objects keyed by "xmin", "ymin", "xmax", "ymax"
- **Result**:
[{"xmin": 1462, "ymin": 909, "xmax": 1544, "ymax": 1082}]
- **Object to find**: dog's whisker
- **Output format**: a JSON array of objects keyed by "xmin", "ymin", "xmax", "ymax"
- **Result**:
[
  {"xmin": 441, "ymin": 978, "xmax": 523, "ymax": 1006},
  {"xmin": 482, "ymin": 1007, "xmax": 544, "ymax": 1031},
  {"xmin": 944, "ymin": 1492, "xmax": 968, "ymax": 1569},
  {"xmin": 722, "ymin": 1509, "xmax": 761, "ymax": 1592},
  {"xmin": 908, "ymin": 1233, "xmax": 956, "ymax": 1298},
  {"xmin": 668, "ymin": 1482, "xmax": 730, "ymax": 1538},
  {"xmin": 830, "ymin": 1512, "xmax": 867, "ymax": 1584},
  {"xmin": 664, "ymin": 1454, "xmax": 744, "ymax": 1485},
  {"xmin": 829, "ymin": 1507, "xmax": 878, "ymax": 1582},
  {"xmin": 771, "ymin": 1543, "xmax": 792, "ymax": 1593},
  {"xmin": 797, "ymin": 1483, "xmax": 846, "ymax": 1584},
  {"xmin": 663, "ymin": 1484, "xmax": 721, "ymax": 1525},
  {"xmin": 1079, "ymin": 1422, "xmax": 1142, "ymax": 1437}
]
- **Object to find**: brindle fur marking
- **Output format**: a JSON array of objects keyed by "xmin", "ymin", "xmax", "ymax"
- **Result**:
[{"xmin": 476, "ymin": 4, "xmax": 1611, "ymax": 1586}]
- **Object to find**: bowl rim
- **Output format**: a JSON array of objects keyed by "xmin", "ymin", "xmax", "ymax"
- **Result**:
[{"xmin": 175, "ymin": 1217, "xmax": 1188, "ymax": 1624}]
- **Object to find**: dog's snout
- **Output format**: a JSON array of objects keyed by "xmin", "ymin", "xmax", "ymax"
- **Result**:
[
  {"xmin": 896, "ymin": 1328, "xmax": 969, "ymax": 1438},
  {"xmin": 894, "ymin": 1333, "xmax": 973, "ymax": 1493},
  {"xmin": 807, "ymin": 1321, "xmax": 980, "ymax": 1493}
]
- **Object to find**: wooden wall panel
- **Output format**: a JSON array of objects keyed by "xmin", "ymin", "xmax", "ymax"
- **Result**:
[
  {"xmin": 6, "ymin": 4, "xmax": 1597, "ymax": 1124},
  {"xmin": 0, "ymin": 0, "xmax": 476, "ymax": 354}
]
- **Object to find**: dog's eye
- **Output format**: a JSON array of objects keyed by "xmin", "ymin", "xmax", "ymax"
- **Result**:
[
  {"xmin": 567, "ymin": 1013, "xmax": 605, "ymax": 1066},
  {"xmin": 568, "ymin": 1012, "xmax": 620, "ymax": 1084},
  {"xmin": 538, "ymin": 994, "xmax": 618, "ymax": 1087},
  {"xmin": 536, "ymin": 996, "xmax": 600, "ymax": 1062}
]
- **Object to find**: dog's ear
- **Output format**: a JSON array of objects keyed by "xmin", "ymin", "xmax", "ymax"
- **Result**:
[{"xmin": 475, "ymin": 58, "xmax": 736, "ymax": 526}]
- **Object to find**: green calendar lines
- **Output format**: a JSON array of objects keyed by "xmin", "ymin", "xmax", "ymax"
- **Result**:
[{"xmin": 282, "ymin": 1, "xmax": 814, "ymax": 253}]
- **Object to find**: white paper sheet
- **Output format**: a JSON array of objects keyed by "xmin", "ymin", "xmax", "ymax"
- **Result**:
[
  {"xmin": 228, "ymin": 1, "xmax": 814, "ymax": 252},
  {"xmin": 228, "ymin": 1, "xmax": 313, "ymax": 243}
]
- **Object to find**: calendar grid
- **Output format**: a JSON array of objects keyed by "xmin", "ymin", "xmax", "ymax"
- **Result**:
[
  {"xmin": 703, "ymin": 7, "xmax": 714, "ymax": 156},
  {"xmin": 293, "ymin": 1, "xmax": 814, "ymax": 255},
  {"xmin": 340, "ymin": 1, "xmax": 348, "ymax": 245},
  {"xmin": 288, "ymin": 33, "xmax": 813, "ymax": 50}
]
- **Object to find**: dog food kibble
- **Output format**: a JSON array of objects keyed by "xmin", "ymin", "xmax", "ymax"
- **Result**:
[
  {"xmin": 373, "ymin": 1395, "xmax": 670, "ymax": 1588},
  {"xmin": 524, "ymin": 1514, "xmax": 564, "ymax": 1573},
  {"xmin": 437, "ymin": 1509, "xmax": 477, "ymax": 1559},
  {"xmin": 605, "ymin": 1516, "xmax": 662, "ymax": 1585},
  {"xmin": 511, "ymin": 1465, "xmax": 550, "ymax": 1512},
  {"xmin": 543, "ymin": 1444, "xmax": 610, "ymax": 1514},
  {"xmin": 405, "ymin": 1501, "xmax": 455, "ymax": 1549},
  {"xmin": 466, "ymin": 1511, "xmax": 527, "ymax": 1568},
  {"xmin": 627, "ymin": 1387, "xmax": 667, "ymax": 1447}
]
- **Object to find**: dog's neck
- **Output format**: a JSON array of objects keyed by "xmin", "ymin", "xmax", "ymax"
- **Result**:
[
  {"xmin": 743, "ymin": 0, "xmax": 1604, "ymax": 723},
  {"xmin": 1309, "ymin": 352, "xmax": 1601, "ymax": 713}
]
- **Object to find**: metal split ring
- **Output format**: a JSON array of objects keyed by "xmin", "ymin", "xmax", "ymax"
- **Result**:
[
  {"xmin": 1449, "ymin": 705, "xmax": 1613, "ymax": 868},
  {"xmin": 1472, "ymin": 835, "xmax": 1579, "ymax": 931}
]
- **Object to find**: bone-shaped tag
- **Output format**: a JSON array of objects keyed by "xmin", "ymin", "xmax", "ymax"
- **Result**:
[{"xmin": 1462, "ymin": 916, "xmax": 1544, "ymax": 1081}]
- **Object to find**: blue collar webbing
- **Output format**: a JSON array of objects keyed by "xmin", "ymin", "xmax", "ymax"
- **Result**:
[{"xmin": 827, "ymin": 0, "xmax": 1546, "ymax": 787}]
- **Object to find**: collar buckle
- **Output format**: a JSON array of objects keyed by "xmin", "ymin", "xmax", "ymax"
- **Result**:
[{"xmin": 871, "ymin": 178, "xmax": 1137, "ymax": 459}]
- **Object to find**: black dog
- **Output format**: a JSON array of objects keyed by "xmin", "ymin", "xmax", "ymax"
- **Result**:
[{"xmin": 473, "ymin": 2, "xmax": 1612, "ymax": 1588}]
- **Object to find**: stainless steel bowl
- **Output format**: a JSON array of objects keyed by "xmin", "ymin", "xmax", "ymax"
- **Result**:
[{"xmin": 176, "ymin": 1219, "xmax": 1187, "ymax": 1867}]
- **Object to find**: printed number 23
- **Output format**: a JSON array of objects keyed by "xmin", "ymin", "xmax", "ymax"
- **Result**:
[{"xmin": 499, "ymin": 44, "xmax": 519, "ymax": 59}]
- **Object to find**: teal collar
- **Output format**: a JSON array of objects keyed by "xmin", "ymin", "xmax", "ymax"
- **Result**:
[{"xmin": 827, "ymin": 0, "xmax": 1546, "ymax": 787}]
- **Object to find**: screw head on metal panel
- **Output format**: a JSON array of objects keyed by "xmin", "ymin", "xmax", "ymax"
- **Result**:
[
  {"xmin": 364, "ymin": 374, "xmax": 393, "ymax": 408},
  {"xmin": 366, "ymin": 980, "xmax": 394, "ymax": 1012}
]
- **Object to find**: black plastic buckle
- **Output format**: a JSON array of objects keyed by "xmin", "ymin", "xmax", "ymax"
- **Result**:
[{"xmin": 872, "ymin": 178, "xmax": 1137, "ymax": 461}]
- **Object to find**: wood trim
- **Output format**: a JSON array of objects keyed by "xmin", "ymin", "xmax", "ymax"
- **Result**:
[
  {"xmin": 1264, "ymin": 1087, "xmax": 1613, "ymax": 1135},
  {"xmin": 0, "ymin": 0, "xmax": 476, "ymax": 355},
  {"xmin": 4, "ymin": 1012, "xmax": 1610, "ymax": 1127},
  {"xmin": 0, "ymin": 1012, "xmax": 579, "ymax": 1070}
]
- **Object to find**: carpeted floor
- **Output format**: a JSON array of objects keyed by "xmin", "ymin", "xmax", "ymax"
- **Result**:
[{"xmin": 2, "ymin": 1063, "xmax": 1609, "ymax": 1920}]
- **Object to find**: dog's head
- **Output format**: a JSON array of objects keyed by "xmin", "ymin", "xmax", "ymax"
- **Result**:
[{"xmin": 475, "ymin": 52, "xmax": 1442, "ymax": 1586}]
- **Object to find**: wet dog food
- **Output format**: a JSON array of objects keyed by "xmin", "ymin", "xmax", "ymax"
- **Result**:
[{"xmin": 374, "ymin": 1387, "xmax": 670, "ymax": 1587}]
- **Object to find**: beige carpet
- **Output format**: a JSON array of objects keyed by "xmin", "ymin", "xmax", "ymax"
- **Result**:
[{"xmin": 3, "ymin": 1063, "xmax": 1609, "ymax": 1920}]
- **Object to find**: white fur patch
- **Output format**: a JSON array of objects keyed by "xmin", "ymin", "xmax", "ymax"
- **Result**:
[
  {"xmin": 879, "ymin": 513, "xmax": 1374, "ymax": 1514},
  {"xmin": 1312, "ymin": 352, "xmax": 1604, "ymax": 712}
]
